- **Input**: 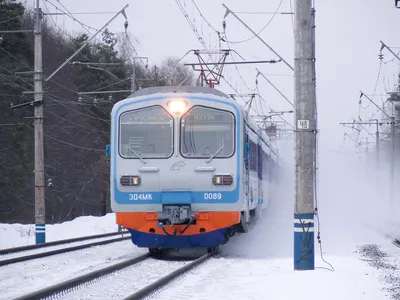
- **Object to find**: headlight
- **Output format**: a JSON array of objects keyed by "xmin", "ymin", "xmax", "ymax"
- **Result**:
[
  {"xmin": 212, "ymin": 175, "xmax": 233, "ymax": 186},
  {"xmin": 120, "ymin": 175, "xmax": 141, "ymax": 186},
  {"xmin": 167, "ymin": 99, "xmax": 188, "ymax": 114}
]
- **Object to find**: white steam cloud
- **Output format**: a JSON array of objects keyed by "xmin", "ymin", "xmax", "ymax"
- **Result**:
[{"xmin": 223, "ymin": 137, "xmax": 400, "ymax": 260}]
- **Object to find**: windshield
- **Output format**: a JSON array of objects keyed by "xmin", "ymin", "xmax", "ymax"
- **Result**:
[
  {"xmin": 119, "ymin": 106, "xmax": 173, "ymax": 159},
  {"xmin": 180, "ymin": 106, "xmax": 235, "ymax": 158}
]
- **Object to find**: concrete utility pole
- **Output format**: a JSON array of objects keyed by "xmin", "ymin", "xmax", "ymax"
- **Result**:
[
  {"xmin": 294, "ymin": 0, "xmax": 316, "ymax": 270},
  {"xmin": 34, "ymin": 0, "xmax": 45, "ymax": 244},
  {"xmin": 16, "ymin": 4, "xmax": 129, "ymax": 244},
  {"xmin": 6, "ymin": 3, "xmax": 130, "ymax": 243},
  {"xmin": 6, "ymin": 1, "xmax": 45, "ymax": 244}
]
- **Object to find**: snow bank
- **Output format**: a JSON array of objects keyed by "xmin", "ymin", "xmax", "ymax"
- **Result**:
[
  {"xmin": 154, "ymin": 254, "xmax": 392, "ymax": 300},
  {"xmin": 0, "ymin": 213, "xmax": 119, "ymax": 249}
]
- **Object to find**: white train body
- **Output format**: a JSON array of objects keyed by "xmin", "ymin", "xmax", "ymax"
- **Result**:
[{"xmin": 110, "ymin": 86, "xmax": 279, "ymax": 250}]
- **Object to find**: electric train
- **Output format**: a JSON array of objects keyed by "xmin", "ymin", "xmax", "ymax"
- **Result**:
[{"xmin": 109, "ymin": 85, "xmax": 279, "ymax": 254}]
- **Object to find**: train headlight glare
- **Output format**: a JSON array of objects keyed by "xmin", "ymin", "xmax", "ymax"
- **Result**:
[
  {"xmin": 212, "ymin": 175, "xmax": 233, "ymax": 186},
  {"xmin": 120, "ymin": 175, "xmax": 141, "ymax": 186},
  {"xmin": 167, "ymin": 99, "xmax": 188, "ymax": 114}
]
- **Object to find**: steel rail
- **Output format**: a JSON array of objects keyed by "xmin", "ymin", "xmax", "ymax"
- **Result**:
[
  {"xmin": 13, "ymin": 254, "xmax": 150, "ymax": 300},
  {"xmin": 0, "ymin": 236, "xmax": 130, "ymax": 267},
  {"xmin": 123, "ymin": 251, "xmax": 217, "ymax": 300},
  {"xmin": 0, "ymin": 230, "xmax": 129, "ymax": 255}
]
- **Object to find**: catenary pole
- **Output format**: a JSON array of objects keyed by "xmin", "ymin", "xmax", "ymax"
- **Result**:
[
  {"xmin": 33, "ymin": 3, "xmax": 128, "ymax": 243},
  {"xmin": 9, "ymin": 2, "xmax": 130, "ymax": 241},
  {"xmin": 372, "ymin": 119, "xmax": 380, "ymax": 167},
  {"xmin": 360, "ymin": 91, "xmax": 395, "ymax": 205},
  {"xmin": 294, "ymin": 0, "xmax": 315, "ymax": 270},
  {"xmin": 340, "ymin": 120, "xmax": 381, "ymax": 166},
  {"xmin": 34, "ymin": 0, "xmax": 46, "ymax": 244},
  {"xmin": 131, "ymin": 58, "xmax": 138, "ymax": 92},
  {"xmin": 390, "ymin": 116, "xmax": 395, "ymax": 203}
]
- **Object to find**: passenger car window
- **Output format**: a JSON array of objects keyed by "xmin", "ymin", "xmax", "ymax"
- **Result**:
[
  {"xmin": 119, "ymin": 106, "xmax": 173, "ymax": 159},
  {"xmin": 180, "ymin": 106, "xmax": 235, "ymax": 158}
]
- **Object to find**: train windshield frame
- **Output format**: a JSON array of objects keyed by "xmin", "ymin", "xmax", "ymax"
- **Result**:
[
  {"xmin": 118, "ymin": 105, "xmax": 174, "ymax": 159},
  {"xmin": 180, "ymin": 105, "xmax": 235, "ymax": 159}
]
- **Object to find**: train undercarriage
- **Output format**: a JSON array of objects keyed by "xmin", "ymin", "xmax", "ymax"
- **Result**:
[{"xmin": 146, "ymin": 204, "xmax": 259, "ymax": 256}]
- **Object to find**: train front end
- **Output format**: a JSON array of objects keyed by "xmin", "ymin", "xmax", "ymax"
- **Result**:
[{"xmin": 110, "ymin": 87, "xmax": 242, "ymax": 252}]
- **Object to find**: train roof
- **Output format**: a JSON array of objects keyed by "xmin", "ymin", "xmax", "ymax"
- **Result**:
[{"xmin": 127, "ymin": 86, "xmax": 230, "ymax": 99}]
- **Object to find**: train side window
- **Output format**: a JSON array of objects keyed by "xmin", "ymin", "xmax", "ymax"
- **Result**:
[
  {"xmin": 249, "ymin": 139, "xmax": 257, "ymax": 172},
  {"xmin": 119, "ymin": 106, "xmax": 173, "ymax": 159}
]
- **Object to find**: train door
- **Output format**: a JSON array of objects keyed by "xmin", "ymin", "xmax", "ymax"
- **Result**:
[{"xmin": 243, "ymin": 129, "xmax": 250, "ymax": 209}]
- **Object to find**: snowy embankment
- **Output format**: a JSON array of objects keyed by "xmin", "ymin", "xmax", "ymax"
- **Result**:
[
  {"xmin": 0, "ymin": 204, "xmax": 399, "ymax": 299},
  {"xmin": 0, "ymin": 213, "xmax": 119, "ymax": 249}
]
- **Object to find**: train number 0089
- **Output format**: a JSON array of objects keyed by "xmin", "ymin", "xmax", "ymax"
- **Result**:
[{"xmin": 203, "ymin": 193, "xmax": 222, "ymax": 200}]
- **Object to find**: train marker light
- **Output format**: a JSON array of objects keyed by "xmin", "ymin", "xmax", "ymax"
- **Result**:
[
  {"xmin": 167, "ymin": 99, "xmax": 188, "ymax": 114},
  {"xmin": 132, "ymin": 176, "xmax": 140, "ymax": 186},
  {"xmin": 120, "ymin": 175, "xmax": 141, "ymax": 186},
  {"xmin": 212, "ymin": 174, "xmax": 233, "ymax": 186}
]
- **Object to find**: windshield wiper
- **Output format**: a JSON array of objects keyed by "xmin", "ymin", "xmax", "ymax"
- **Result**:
[
  {"xmin": 128, "ymin": 147, "xmax": 147, "ymax": 164},
  {"xmin": 206, "ymin": 145, "xmax": 224, "ymax": 164}
]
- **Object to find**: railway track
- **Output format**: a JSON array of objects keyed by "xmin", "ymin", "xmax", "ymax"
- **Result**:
[
  {"xmin": 0, "ymin": 231, "xmax": 129, "ymax": 255},
  {"xmin": 13, "ymin": 250, "xmax": 217, "ymax": 300},
  {"xmin": 0, "ymin": 231, "xmax": 130, "ymax": 267},
  {"xmin": 123, "ymin": 251, "xmax": 216, "ymax": 300}
]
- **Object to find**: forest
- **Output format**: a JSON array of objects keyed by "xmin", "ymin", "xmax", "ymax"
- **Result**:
[{"xmin": 0, "ymin": 0, "xmax": 193, "ymax": 223}]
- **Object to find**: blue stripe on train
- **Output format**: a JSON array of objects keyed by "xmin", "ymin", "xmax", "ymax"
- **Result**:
[
  {"xmin": 114, "ymin": 191, "xmax": 240, "ymax": 205},
  {"xmin": 112, "ymin": 95, "xmax": 241, "ymax": 205},
  {"xmin": 127, "ymin": 228, "xmax": 227, "ymax": 248}
]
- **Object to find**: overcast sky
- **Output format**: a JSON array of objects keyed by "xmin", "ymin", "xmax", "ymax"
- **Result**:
[{"xmin": 27, "ymin": 0, "xmax": 400, "ymax": 152}]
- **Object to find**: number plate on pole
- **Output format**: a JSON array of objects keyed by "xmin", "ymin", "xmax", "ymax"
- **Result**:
[{"xmin": 297, "ymin": 119, "xmax": 310, "ymax": 130}]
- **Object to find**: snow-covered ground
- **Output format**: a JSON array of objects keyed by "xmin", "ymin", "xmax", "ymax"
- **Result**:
[
  {"xmin": 58, "ymin": 258, "xmax": 189, "ymax": 300},
  {"xmin": 0, "ymin": 213, "xmax": 120, "ymax": 249},
  {"xmin": 1, "ymin": 145, "xmax": 400, "ymax": 299},
  {"xmin": 0, "ymin": 240, "xmax": 147, "ymax": 300}
]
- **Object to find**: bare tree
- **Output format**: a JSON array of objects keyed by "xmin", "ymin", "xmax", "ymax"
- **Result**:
[{"xmin": 159, "ymin": 57, "xmax": 194, "ymax": 86}]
